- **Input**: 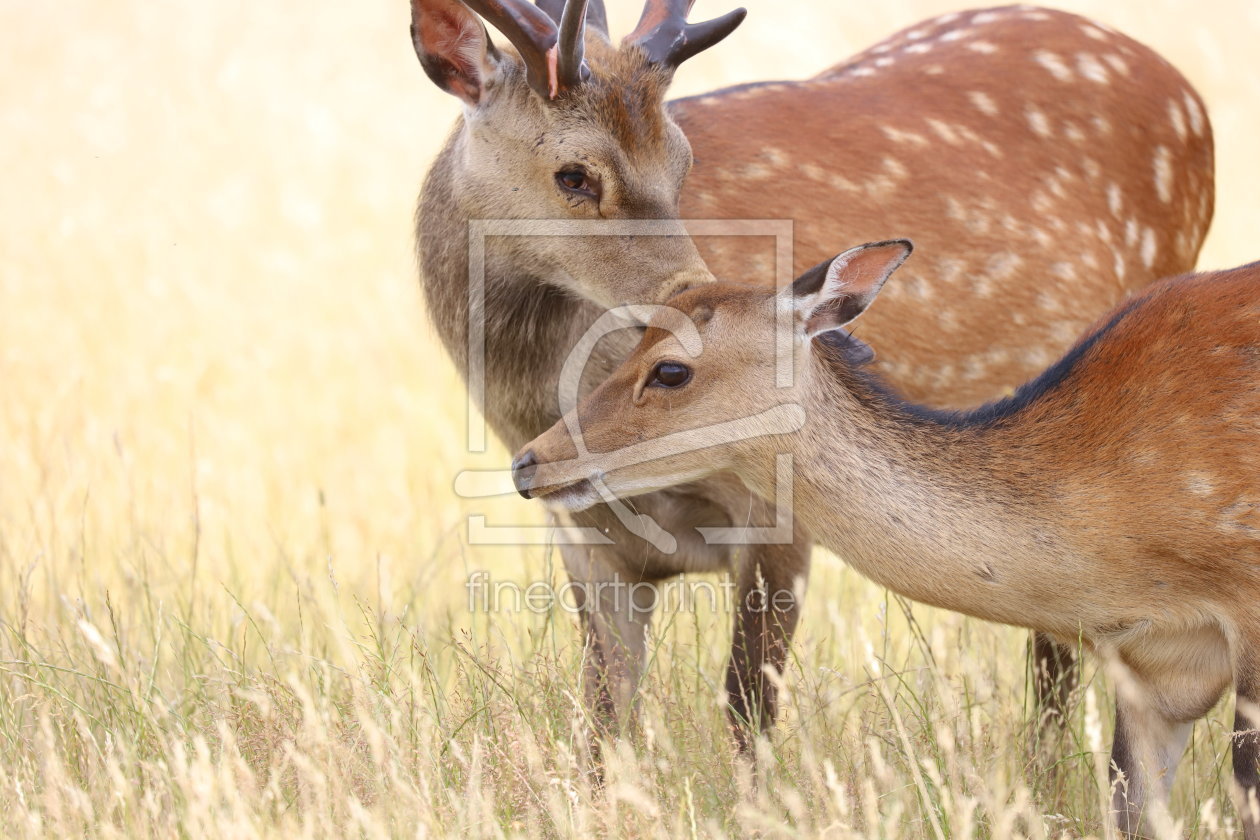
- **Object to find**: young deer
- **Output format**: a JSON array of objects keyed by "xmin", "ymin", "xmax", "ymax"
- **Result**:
[
  {"xmin": 514, "ymin": 240, "xmax": 1260, "ymax": 836},
  {"xmin": 412, "ymin": 0, "xmax": 1214, "ymax": 751}
]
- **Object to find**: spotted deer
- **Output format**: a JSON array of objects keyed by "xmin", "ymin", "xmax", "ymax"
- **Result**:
[
  {"xmin": 411, "ymin": 0, "xmax": 1214, "ymax": 751},
  {"xmin": 513, "ymin": 242, "xmax": 1260, "ymax": 837}
]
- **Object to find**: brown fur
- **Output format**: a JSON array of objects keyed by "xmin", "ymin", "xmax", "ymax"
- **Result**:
[
  {"xmin": 675, "ymin": 7, "xmax": 1214, "ymax": 406},
  {"xmin": 414, "ymin": 1, "xmax": 1214, "ymax": 754},
  {"xmin": 520, "ymin": 257, "xmax": 1260, "ymax": 836}
]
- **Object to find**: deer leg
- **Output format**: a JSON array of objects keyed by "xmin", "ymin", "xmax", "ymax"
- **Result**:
[
  {"xmin": 1109, "ymin": 691, "xmax": 1191, "ymax": 838},
  {"xmin": 724, "ymin": 532, "xmax": 811, "ymax": 754},
  {"xmin": 1033, "ymin": 632, "xmax": 1079, "ymax": 732},
  {"xmin": 559, "ymin": 541, "xmax": 656, "ymax": 746},
  {"xmin": 1232, "ymin": 649, "xmax": 1260, "ymax": 840}
]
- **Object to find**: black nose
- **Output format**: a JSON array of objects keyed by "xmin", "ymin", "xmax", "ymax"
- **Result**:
[{"xmin": 511, "ymin": 450, "xmax": 538, "ymax": 499}]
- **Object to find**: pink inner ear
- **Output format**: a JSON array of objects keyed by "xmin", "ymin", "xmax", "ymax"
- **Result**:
[
  {"xmin": 419, "ymin": 6, "xmax": 488, "ymax": 106},
  {"xmin": 830, "ymin": 243, "xmax": 907, "ymax": 297},
  {"xmin": 545, "ymin": 45, "xmax": 559, "ymax": 99}
]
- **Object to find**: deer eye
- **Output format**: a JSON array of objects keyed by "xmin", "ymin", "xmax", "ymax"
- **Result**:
[
  {"xmin": 555, "ymin": 168, "xmax": 598, "ymax": 199},
  {"xmin": 647, "ymin": 361, "xmax": 692, "ymax": 389}
]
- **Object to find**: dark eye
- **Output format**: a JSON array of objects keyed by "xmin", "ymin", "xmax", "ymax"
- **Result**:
[
  {"xmin": 648, "ymin": 361, "xmax": 691, "ymax": 389},
  {"xmin": 555, "ymin": 168, "xmax": 597, "ymax": 198}
]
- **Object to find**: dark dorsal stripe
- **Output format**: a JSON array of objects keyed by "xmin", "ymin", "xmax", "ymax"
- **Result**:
[{"xmin": 824, "ymin": 296, "xmax": 1144, "ymax": 431}]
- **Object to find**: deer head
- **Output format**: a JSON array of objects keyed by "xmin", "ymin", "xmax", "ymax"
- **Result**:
[
  {"xmin": 512, "ymin": 241, "xmax": 914, "ymax": 508},
  {"xmin": 413, "ymin": 0, "xmax": 745, "ymax": 307}
]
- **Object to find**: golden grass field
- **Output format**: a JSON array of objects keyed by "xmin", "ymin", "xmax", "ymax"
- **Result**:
[{"xmin": 3, "ymin": 1, "xmax": 1260, "ymax": 837}]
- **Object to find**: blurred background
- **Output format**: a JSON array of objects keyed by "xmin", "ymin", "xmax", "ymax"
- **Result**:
[
  {"xmin": 4, "ymin": 0, "xmax": 1256, "ymax": 612},
  {"xmin": 1, "ymin": 1, "xmax": 1259, "ymax": 833}
]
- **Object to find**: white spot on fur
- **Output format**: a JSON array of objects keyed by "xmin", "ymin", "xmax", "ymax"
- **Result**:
[
  {"xmin": 1168, "ymin": 100, "xmax": 1188, "ymax": 142},
  {"xmin": 1026, "ymin": 106, "xmax": 1052, "ymax": 137},
  {"xmin": 1051, "ymin": 261, "xmax": 1078, "ymax": 280},
  {"xmin": 905, "ymin": 42, "xmax": 934, "ymax": 55},
  {"xmin": 800, "ymin": 162, "xmax": 828, "ymax": 182},
  {"xmin": 971, "ymin": 11, "xmax": 1001, "ymax": 25},
  {"xmin": 809, "ymin": 167, "xmax": 858, "ymax": 192},
  {"xmin": 940, "ymin": 28, "xmax": 974, "ymax": 42},
  {"xmin": 738, "ymin": 163, "xmax": 773, "ymax": 180},
  {"xmin": 829, "ymin": 173, "xmax": 860, "ymax": 192},
  {"xmin": 881, "ymin": 126, "xmax": 929, "ymax": 147},
  {"xmin": 1107, "ymin": 183, "xmax": 1123, "ymax": 216},
  {"xmin": 764, "ymin": 147, "xmax": 791, "ymax": 167},
  {"xmin": 1141, "ymin": 227, "xmax": 1158, "ymax": 268},
  {"xmin": 923, "ymin": 65, "xmax": 946, "ymax": 75},
  {"xmin": 944, "ymin": 197, "xmax": 993, "ymax": 235},
  {"xmin": 906, "ymin": 27, "xmax": 929, "ymax": 40},
  {"xmin": 875, "ymin": 56, "xmax": 895, "ymax": 68},
  {"xmin": 851, "ymin": 66, "xmax": 877, "ymax": 77},
  {"xmin": 936, "ymin": 257, "xmax": 966, "ymax": 287},
  {"xmin": 969, "ymin": 91, "xmax": 999, "ymax": 116},
  {"xmin": 1021, "ymin": 11, "xmax": 1052, "ymax": 21},
  {"xmin": 1153, "ymin": 145, "xmax": 1174, "ymax": 203},
  {"xmin": 882, "ymin": 156, "xmax": 909, "ymax": 180},
  {"xmin": 967, "ymin": 40, "xmax": 999, "ymax": 54},
  {"xmin": 1124, "ymin": 218, "xmax": 1139, "ymax": 247},
  {"xmin": 1092, "ymin": 115, "xmax": 1112, "ymax": 135},
  {"xmin": 1044, "ymin": 174, "xmax": 1067, "ymax": 201},
  {"xmin": 1113, "ymin": 252, "xmax": 1127, "ymax": 281},
  {"xmin": 1076, "ymin": 53, "xmax": 1109, "ymax": 83},
  {"xmin": 1183, "ymin": 91, "xmax": 1206, "ymax": 136},
  {"xmin": 1104, "ymin": 53, "xmax": 1130, "ymax": 76},
  {"xmin": 927, "ymin": 118, "xmax": 963, "ymax": 145},
  {"xmin": 1036, "ymin": 290, "xmax": 1066, "ymax": 313},
  {"xmin": 864, "ymin": 171, "xmax": 901, "ymax": 197},
  {"xmin": 1034, "ymin": 50, "xmax": 1073, "ymax": 81},
  {"xmin": 986, "ymin": 251, "xmax": 1023, "ymax": 280},
  {"xmin": 1080, "ymin": 23, "xmax": 1108, "ymax": 40},
  {"xmin": 1064, "ymin": 122, "xmax": 1086, "ymax": 144}
]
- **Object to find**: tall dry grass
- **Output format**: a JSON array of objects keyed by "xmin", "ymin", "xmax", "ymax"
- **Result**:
[{"xmin": 2, "ymin": 1, "xmax": 1258, "ymax": 836}]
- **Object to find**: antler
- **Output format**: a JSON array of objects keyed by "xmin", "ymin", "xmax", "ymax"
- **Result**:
[
  {"xmin": 536, "ymin": 0, "xmax": 608, "ymax": 38},
  {"xmin": 624, "ymin": 0, "xmax": 747, "ymax": 69},
  {"xmin": 460, "ymin": 0, "xmax": 594, "ymax": 98},
  {"xmin": 555, "ymin": 0, "xmax": 591, "ymax": 89}
]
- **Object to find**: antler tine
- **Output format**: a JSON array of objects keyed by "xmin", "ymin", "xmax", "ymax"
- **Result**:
[
  {"xmin": 461, "ymin": 0, "xmax": 559, "ymax": 98},
  {"xmin": 625, "ymin": 0, "xmax": 686, "ymax": 44},
  {"xmin": 555, "ymin": 0, "xmax": 591, "ymax": 90},
  {"xmin": 625, "ymin": 0, "xmax": 747, "ymax": 69},
  {"xmin": 536, "ymin": 0, "xmax": 607, "ymax": 38}
]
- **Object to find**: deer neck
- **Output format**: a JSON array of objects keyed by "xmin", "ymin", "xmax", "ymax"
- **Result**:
[{"xmin": 751, "ymin": 358, "xmax": 1082, "ymax": 634}]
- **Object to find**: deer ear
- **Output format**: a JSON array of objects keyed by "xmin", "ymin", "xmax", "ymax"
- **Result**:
[
  {"xmin": 786, "ymin": 239, "xmax": 913, "ymax": 338},
  {"xmin": 411, "ymin": 0, "xmax": 501, "ymax": 106}
]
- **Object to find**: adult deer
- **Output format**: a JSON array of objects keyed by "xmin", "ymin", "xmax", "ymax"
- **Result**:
[
  {"xmin": 513, "ymin": 242, "xmax": 1260, "ymax": 838},
  {"xmin": 411, "ymin": 0, "xmax": 1214, "ymax": 750}
]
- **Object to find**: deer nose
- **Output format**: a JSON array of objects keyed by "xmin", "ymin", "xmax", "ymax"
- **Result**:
[{"xmin": 511, "ymin": 450, "xmax": 538, "ymax": 499}]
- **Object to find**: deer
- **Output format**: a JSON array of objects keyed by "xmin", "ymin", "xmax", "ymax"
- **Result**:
[
  {"xmin": 410, "ymin": 0, "xmax": 1215, "ymax": 753},
  {"xmin": 512, "ymin": 240, "xmax": 1260, "ymax": 837}
]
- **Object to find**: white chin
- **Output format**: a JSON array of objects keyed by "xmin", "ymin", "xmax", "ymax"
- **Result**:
[{"xmin": 539, "ymin": 481, "xmax": 602, "ymax": 512}]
